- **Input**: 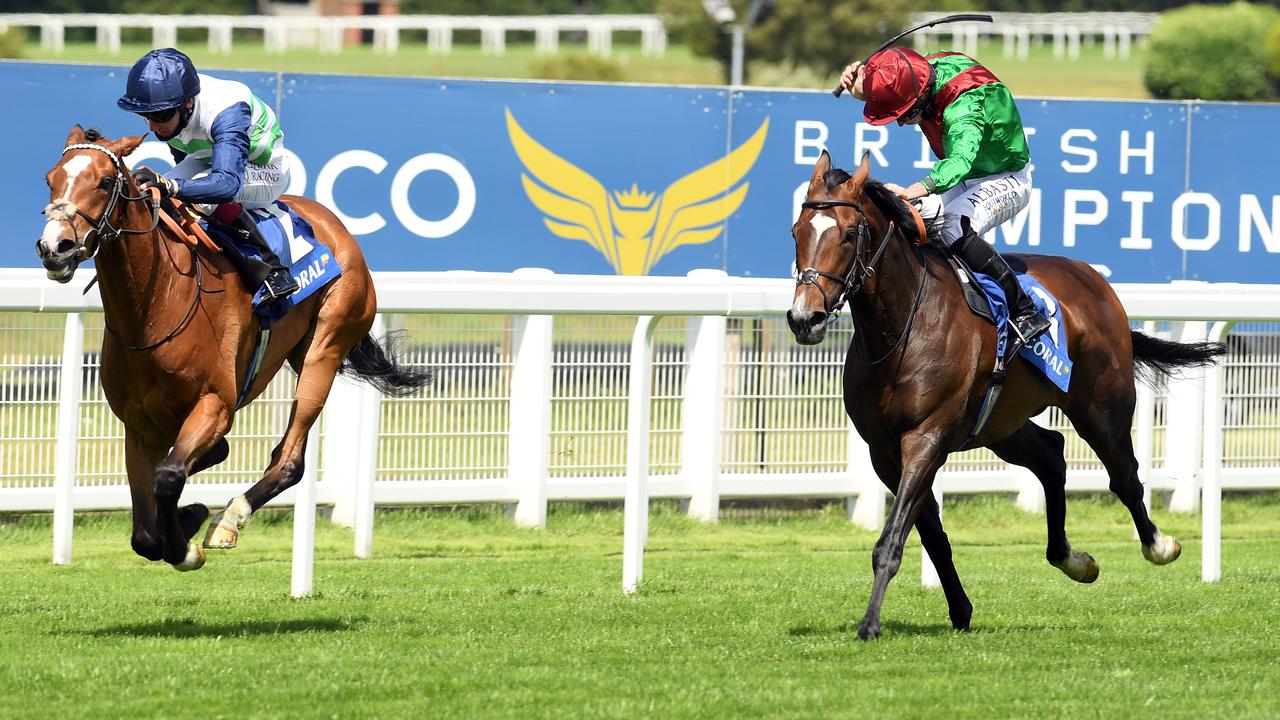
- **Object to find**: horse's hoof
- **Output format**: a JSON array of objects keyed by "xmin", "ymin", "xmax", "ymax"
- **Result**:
[
  {"xmin": 857, "ymin": 619, "xmax": 881, "ymax": 641},
  {"xmin": 173, "ymin": 543, "xmax": 205, "ymax": 572},
  {"xmin": 1054, "ymin": 550, "xmax": 1099, "ymax": 583},
  {"xmin": 202, "ymin": 518, "xmax": 239, "ymax": 549},
  {"xmin": 1142, "ymin": 533, "xmax": 1181, "ymax": 565}
]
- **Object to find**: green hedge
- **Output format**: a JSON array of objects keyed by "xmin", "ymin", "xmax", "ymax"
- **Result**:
[
  {"xmin": 1266, "ymin": 21, "xmax": 1280, "ymax": 86},
  {"xmin": 0, "ymin": 29, "xmax": 22, "ymax": 59},
  {"xmin": 1143, "ymin": 2, "xmax": 1280, "ymax": 101}
]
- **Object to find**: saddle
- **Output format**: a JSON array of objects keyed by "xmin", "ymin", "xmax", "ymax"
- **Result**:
[{"xmin": 153, "ymin": 191, "xmax": 274, "ymax": 293}]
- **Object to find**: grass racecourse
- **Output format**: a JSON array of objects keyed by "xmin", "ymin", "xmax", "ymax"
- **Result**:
[{"xmin": 3, "ymin": 494, "xmax": 1280, "ymax": 719}]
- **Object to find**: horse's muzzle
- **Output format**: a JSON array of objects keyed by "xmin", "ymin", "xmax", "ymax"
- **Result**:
[
  {"xmin": 36, "ymin": 238, "xmax": 82, "ymax": 283},
  {"xmin": 786, "ymin": 308, "xmax": 828, "ymax": 346}
]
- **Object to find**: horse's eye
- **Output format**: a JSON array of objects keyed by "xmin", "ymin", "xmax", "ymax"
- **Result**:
[
  {"xmin": 98, "ymin": 176, "xmax": 114, "ymax": 190},
  {"xmin": 843, "ymin": 227, "xmax": 859, "ymax": 243}
]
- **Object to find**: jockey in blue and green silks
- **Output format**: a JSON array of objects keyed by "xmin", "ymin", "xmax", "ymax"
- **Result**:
[
  {"xmin": 117, "ymin": 47, "xmax": 299, "ymax": 303},
  {"xmin": 841, "ymin": 47, "xmax": 1050, "ymax": 344}
]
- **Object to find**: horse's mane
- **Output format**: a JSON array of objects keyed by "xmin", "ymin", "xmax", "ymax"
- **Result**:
[
  {"xmin": 823, "ymin": 167, "xmax": 922, "ymax": 246},
  {"xmin": 83, "ymin": 128, "xmax": 104, "ymax": 142},
  {"xmin": 862, "ymin": 181, "xmax": 922, "ymax": 246}
]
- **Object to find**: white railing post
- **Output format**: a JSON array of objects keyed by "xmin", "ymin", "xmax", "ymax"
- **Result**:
[
  {"xmin": 1201, "ymin": 320, "xmax": 1233, "ymax": 582},
  {"xmin": 353, "ymin": 314, "xmax": 385, "ymax": 558},
  {"xmin": 622, "ymin": 315, "xmax": 659, "ymax": 593},
  {"xmin": 1015, "ymin": 412, "xmax": 1048, "ymax": 513},
  {"xmin": 847, "ymin": 424, "xmax": 884, "ymax": 531},
  {"xmin": 1135, "ymin": 320, "xmax": 1157, "ymax": 516},
  {"xmin": 508, "ymin": 274, "xmax": 555, "ymax": 528},
  {"xmin": 921, "ymin": 482, "xmax": 943, "ymax": 588},
  {"xmin": 291, "ymin": 422, "xmax": 321, "ymax": 598},
  {"xmin": 1167, "ymin": 321, "xmax": 1209, "ymax": 512},
  {"xmin": 52, "ymin": 312, "xmax": 84, "ymax": 566},
  {"xmin": 324, "ymin": 376, "xmax": 366, "ymax": 528},
  {"xmin": 682, "ymin": 313, "xmax": 726, "ymax": 521}
]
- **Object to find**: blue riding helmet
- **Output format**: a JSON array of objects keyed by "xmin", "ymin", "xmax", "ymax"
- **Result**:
[{"xmin": 116, "ymin": 48, "xmax": 201, "ymax": 114}]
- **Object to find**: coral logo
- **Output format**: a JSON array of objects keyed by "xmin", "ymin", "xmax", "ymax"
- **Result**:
[{"xmin": 506, "ymin": 108, "xmax": 768, "ymax": 275}]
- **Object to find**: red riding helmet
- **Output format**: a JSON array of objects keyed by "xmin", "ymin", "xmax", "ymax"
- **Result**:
[{"xmin": 862, "ymin": 47, "xmax": 933, "ymax": 126}]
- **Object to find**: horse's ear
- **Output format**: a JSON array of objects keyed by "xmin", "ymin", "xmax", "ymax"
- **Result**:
[
  {"xmin": 808, "ymin": 149, "xmax": 832, "ymax": 192},
  {"xmin": 851, "ymin": 152, "xmax": 871, "ymax": 190},
  {"xmin": 110, "ymin": 134, "xmax": 148, "ymax": 158},
  {"xmin": 65, "ymin": 125, "xmax": 85, "ymax": 146}
]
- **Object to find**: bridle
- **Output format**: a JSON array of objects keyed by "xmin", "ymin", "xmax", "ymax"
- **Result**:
[
  {"xmin": 795, "ymin": 198, "xmax": 895, "ymax": 317},
  {"xmin": 55, "ymin": 143, "xmax": 161, "ymax": 259},
  {"xmin": 795, "ymin": 195, "xmax": 929, "ymax": 366},
  {"xmin": 53, "ymin": 142, "xmax": 217, "ymax": 351}
]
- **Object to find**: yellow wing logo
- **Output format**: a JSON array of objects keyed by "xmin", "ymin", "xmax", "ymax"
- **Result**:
[{"xmin": 506, "ymin": 108, "xmax": 768, "ymax": 275}]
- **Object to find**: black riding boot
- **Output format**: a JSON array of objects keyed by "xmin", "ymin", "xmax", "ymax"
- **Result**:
[
  {"xmin": 228, "ymin": 209, "xmax": 299, "ymax": 303},
  {"xmin": 952, "ymin": 226, "xmax": 1050, "ymax": 345}
]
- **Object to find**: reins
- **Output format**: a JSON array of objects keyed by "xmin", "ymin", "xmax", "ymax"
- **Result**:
[{"xmin": 59, "ymin": 142, "xmax": 222, "ymax": 351}]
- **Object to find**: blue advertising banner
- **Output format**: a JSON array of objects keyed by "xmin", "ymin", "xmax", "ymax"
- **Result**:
[{"xmin": 7, "ymin": 59, "xmax": 1280, "ymax": 283}]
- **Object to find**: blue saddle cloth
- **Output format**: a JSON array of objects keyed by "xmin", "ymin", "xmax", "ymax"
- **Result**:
[
  {"xmin": 206, "ymin": 201, "xmax": 342, "ymax": 329},
  {"xmin": 972, "ymin": 272, "xmax": 1073, "ymax": 392}
]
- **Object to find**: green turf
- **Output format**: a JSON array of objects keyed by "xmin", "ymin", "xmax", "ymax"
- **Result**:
[
  {"xmin": 15, "ymin": 37, "xmax": 1149, "ymax": 99},
  {"xmin": 2, "ymin": 494, "xmax": 1278, "ymax": 718}
]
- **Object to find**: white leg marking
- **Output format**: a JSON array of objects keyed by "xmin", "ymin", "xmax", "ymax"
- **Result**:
[{"xmin": 1142, "ymin": 531, "xmax": 1181, "ymax": 565}]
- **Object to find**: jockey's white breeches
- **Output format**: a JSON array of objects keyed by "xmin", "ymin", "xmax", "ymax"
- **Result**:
[
  {"xmin": 914, "ymin": 165, "xmax": 1032, "ymax": 246},
  {"xmin": 169, "ymin": 152, "xmax": 290, "ymax": 212}
]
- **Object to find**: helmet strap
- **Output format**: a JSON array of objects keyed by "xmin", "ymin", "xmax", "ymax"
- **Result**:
[{"xmin": 176, "ymin": 100, "xmax": 194, "ymax": 136}]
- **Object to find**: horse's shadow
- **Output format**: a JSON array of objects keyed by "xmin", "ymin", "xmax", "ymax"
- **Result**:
[
  {"xmin": 88, "ymin": 616, "xmax": 362, "ymax": 639},
  {"xmin": 788, "ymin": 620, "xmax": 959, "ymax": 638}
]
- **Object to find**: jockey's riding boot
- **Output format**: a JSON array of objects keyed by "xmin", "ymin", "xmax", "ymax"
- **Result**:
[
  {"xmin": 953, "ymin": 225, "xmax": 1050, "ymax": 345},
  {"xmin": 229, "ymin": 209, "xmax": 299, "ymax": 303}
]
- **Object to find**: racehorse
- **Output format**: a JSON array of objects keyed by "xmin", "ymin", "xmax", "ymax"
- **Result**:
[
  {"xmin": 36, "ymin": 126, "xmax": 432, "ymax": 572},
  {"xmin": 787, "ymin": 151, "xmax": 1224, "ymax": 639}
]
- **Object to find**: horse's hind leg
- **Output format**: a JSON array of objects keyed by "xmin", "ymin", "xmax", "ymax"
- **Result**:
[
  {"xmin": 204, "ymin": 338, "xmax": 349, "ymax": 549},
  {"xmin": 1065, "ymin": 396, "xmax": 1181, "ymax": 565},
  {"xmin": 989, "ymin": 422, "xmax": 1097, "ymax": 583}
]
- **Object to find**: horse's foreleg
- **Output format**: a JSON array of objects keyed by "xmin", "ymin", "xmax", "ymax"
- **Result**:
[
  {"xmin": 156, "ymin": 394, "xmax": 231, "ymax": 570},
  {"xmin": 868, "ymin": 446, "xmax": 972, "ymax": 631},
  {"xmin": 124, "ymin": 430, "xmax": 164, "ymax": 561},
  {"xmin": 858, "ymin": 431, "xmax": 948, "ymax": 640},
  {"xmin": 914, "ymin": 494, "xmax": 972, "ymax": 631},
  {"xmin": 207, "ymin": 346, "xmax": 344, "ymax": 549},
  {"xmin": 989, "ymin": 423, "xmax": 1097, "ymax": 583}
]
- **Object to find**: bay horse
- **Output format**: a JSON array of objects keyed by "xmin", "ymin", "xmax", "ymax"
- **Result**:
[
  {"xmin": 37, "ymin": 126, "xmax": 431, "ymax": 572},
  {"xmin": 787, "ymin": 151, "xmax": 1224, "ymax": 639}
]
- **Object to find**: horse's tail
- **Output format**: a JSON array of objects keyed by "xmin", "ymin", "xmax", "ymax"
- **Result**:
[
  {"xmin": 1130, "ymin": 330, "xmax": 1225, "ymax": 387},
  {"xmin": 338, "ymin": 330, "xmax": 434, "ymax": 397}
]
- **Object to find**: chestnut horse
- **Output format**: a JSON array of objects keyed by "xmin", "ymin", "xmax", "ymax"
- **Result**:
[
  {"xmin": 787, "ymin": 152, "xmax": 1224, "ymax": 639},
  {"xmin": 37, "ymin": 126, "xmax": 431, "ymax": 571}
]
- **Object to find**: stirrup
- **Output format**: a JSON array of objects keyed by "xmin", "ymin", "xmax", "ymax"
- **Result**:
[
  {"xmin": 1010, "ymin": 312, "xmax": 1050, "ymax": 346},
  {"xmin": 261, "ymin": 269, "xmax": 299, "ymax": 302}
]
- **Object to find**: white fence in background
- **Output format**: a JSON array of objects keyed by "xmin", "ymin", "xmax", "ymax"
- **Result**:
[
  {"xmin": 909, "ymin": 11, "xmax": 1159, "ymax": 60},
  {"xmin": 1, "ymin": 269, "xmax": 1278, "ymax": 594},
  {"xmin": 0, "ymin": 13, "xmax": 667, "ymax": 58}
]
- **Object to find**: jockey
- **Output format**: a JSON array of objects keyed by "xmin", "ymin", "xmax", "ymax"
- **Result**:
[
  {"xmin": 117, "ymin": 47, "xmax": 299, "ymax": 303},
  {"xmin": 840, "ymin": 47, "xmax": 1050, "ymax": 345}
]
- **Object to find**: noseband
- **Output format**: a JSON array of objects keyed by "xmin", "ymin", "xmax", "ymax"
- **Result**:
[
  {"xmin": 54, "ymin": 143, "xmax": 159, "ymax": 260},
  {"xmin": 795, "ymin": 198, "xmax": 895, "ymax": 316}
]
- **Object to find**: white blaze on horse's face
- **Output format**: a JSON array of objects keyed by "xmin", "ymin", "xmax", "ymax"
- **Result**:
[
  {"xmin": 809, "ymin": 213, "xmax": 837, "ymax": 241},
  {"xmin": 40, "ymin": 154, "xmax": 93, "ymax": 258}
]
